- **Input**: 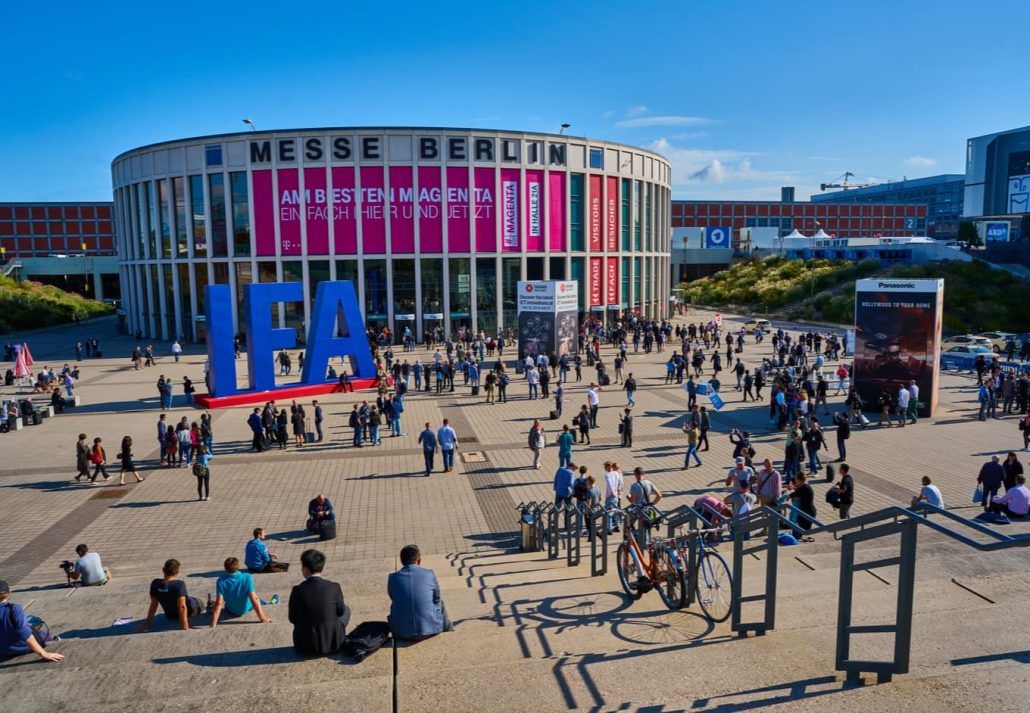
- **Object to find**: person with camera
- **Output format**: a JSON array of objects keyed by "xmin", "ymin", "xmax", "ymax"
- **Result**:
[
  {"xmin": 0, "ymin": 580, "xmax": 64, "ymax": 662},
  {"xmin": 65, "ymin": 544, "xmax": 110, "ymax": 586}
]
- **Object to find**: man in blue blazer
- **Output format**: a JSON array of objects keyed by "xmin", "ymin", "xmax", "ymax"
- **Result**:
[{"xmin": 387, "ymin": 544, "xmax": 453, "ymax": 640}]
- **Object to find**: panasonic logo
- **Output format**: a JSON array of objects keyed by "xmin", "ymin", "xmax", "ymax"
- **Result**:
[{"xmin": 878, "ymin": 282, "xmax": 915, "ymax": 288}]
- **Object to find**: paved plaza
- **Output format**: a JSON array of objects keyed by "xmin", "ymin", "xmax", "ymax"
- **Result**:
[{"xmin": 1, "ymin": 311, "xmax": 1028, "ymax": 711}]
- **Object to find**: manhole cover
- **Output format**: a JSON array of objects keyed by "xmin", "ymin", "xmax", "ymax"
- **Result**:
[
  {"xmin": 461, "ymin": 451, "xmax": 487, "ymax": 463},
  {"xmin": 91, "ymin": 489, "xmax": 129, "ymax": 500}
]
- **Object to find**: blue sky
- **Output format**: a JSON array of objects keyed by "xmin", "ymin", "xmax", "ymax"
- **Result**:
[{"xmin": 2, "ymin": 1, "xmax": 1028, "ymax": 202}]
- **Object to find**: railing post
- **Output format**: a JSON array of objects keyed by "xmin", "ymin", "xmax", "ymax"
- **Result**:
[
  {"xmin": 545, "ymin": 504, "xmax": 559, "ymax": 560},
  {"xmin": 567, "ymin": 505, "xmax": 582, "ymax": 567},
  {"xmin": 530, "ymin": 503, "xmax": 544, "ymax": 552},
  {"xmin": 765, "ymin": 512, "xmax": 778, "ymax": 631},
  {"xmin": 589, "ymin": 505, "xmax": 608, "ymax": 576},
  {"xmin": 894, "ymin": 517, "xmax": 918, "ymax": 675}
]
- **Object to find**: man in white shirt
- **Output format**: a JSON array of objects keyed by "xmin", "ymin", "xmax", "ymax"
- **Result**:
[
  {"xmin": 524, "ymin": 354, "xmax": 535, "ymax": 378},
  {"xmin": 437, "ymin": 419, "xmax": 458, "ymax": 473},
  {"xmin": 896, "ymin": 384, "xmax": 911, "ymax": 428},
  {"xmin": 906, "ymin": 380, "xmax": 920, "ymax": 425},
  {"xmin": 587, "ymin": 383, "xmax": 601, "ymax": 428},
  {"xmin": 911, "ymin": 475, "xmax": 943, "ymax": 509},
  {"xmin": 603, "ymin": 462, "xmax": 624, "ymax": 533},
  {"xmin": 526, "ymin": 367, "xmax": 539, "ymax": 399},
  {"xmin": 171, "ymin": 340, "xmax": 182, "ymax": 363}
]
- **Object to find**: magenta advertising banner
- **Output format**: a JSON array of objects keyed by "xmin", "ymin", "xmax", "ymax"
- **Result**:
[
  {"xmin": 304, "ymin": 167, "xmax": 329, "ymax": 255},
  {"xmin": 252, "ymin": 170, "xmax": 276, "ymax": 256},
  {"xmin": 548, "ymin": 171, "xmax": 566, "ymax": 251},
  {"xmin": 389, "ymin": 166, "xmax": 415, "ymax": 253},
  {"xmin": 277, "ymin": 169, "xmax": 302, "ymax": 256},
  {"xmin": 331, "ymin": 167, "xmax": 357, "ymax": 255},
  {"xmin": 418, "ymin": 166, "xmax": 443, "ymax": 253},
  {"xmin": 501, "ymin": 168, "xmax": 520, "ymax": 252},
  {"xmin": 361, "ymin": 166, "xmax": 386, "ymax": 254},
  {"xmin": 446, "ymin": 167, "xmax": 470, "ymax": 252},
  {"xmin": 525, "ymin": 170, "xmax": 544, "ymax": 252},
  {"xmin": 474, "ymin": 167, "xmax": 496, "ymax": 252}
]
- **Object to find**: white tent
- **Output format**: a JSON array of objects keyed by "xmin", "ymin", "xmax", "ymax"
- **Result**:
[
  {"xmin": 783, "ymin": 229, "xmax": 808, "ymax": 239},
  {"xmin": 812, "ymin": 229, "xmax": 832, "ymax": 239}
]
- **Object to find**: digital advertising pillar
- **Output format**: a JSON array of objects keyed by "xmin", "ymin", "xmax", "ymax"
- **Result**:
[
  {"xmin": 853, "ymin": 278, "xmax": 944, "ymax": 417},
  {"xmin": 517, "ymin": 280, "xmax": 579, "ymax": 360}
]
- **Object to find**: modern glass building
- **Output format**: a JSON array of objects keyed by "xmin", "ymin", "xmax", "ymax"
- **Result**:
[
  {"xmin": 812, "ymin": 174, "xmax": 963, "ymax": 241},
  {"xmin": 964, "ymin": 125, "xmax": 1030, "ymax": 242},
  {"xmin": 111, "ymin": 128, "xmax": 672, "ymax": 343}
]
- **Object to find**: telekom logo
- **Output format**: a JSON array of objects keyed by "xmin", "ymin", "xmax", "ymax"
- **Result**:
[
  {"xmin": 559, "ymin": 284, "xmax": 566, "ymax": 292},
  {"xmin": 525, "ymin": 284, "xmax": 534, "ymax": 292}
]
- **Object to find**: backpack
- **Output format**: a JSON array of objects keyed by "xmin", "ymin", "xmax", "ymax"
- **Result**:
[
  {"xmin": 192, "ymin": 462, "xmax": 209, "ymax": 477},
  {"xmin": 572, "ymin": 478, "xmax": 589, "ymax": 501},
  {"xmin": 343, "ymin": 621, "xmax": 392, "ymax": 662}
]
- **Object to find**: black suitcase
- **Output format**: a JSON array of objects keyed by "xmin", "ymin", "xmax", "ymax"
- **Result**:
[
  {"xmin": 319, "ymin": 520, "xmax": 337, "ymax": 541},
  {"xmin": 471, "ymin": 385, "xmax": 480, "ymax": 395},
  {"xmin": 549, "ymin": 410, "xmax": 559, "ymax": 420},
  {"xmin": 824, "ymin": 463, "xmax": 835, "ymax": 483}
]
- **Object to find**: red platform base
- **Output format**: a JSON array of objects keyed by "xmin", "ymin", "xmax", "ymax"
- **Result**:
[{"xmin": 195, "ymin": 378, "xmax": 382, "ymax": 409}]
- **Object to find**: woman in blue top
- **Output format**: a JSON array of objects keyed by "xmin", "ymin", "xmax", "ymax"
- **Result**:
[{"xmin": 194, "ymin": 446, "xmax": 213, "ymax": 501}]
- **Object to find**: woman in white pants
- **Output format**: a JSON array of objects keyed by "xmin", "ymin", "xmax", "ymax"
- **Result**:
[{"xmin": 528, "ymin": 421, "xmax": 546, "ymax": 469}]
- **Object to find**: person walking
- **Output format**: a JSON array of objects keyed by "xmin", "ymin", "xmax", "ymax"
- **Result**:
[
  {"xmin": 803, "ymin": 421, "xmax": 828, "ymax": 474},
  {"xmin": 833, "ymin": 410, "xmax": 850, "ymax": 462},
  {"xmin": 276, "ymin": 409, "xmax": 289, "ymax": 450},
  {"xmin": 556, "ymin": 424, "xmax": 574, "ymax": 468},
  {"xmin": 89, "ymin": 437, "xmax": 111, "ymax": 483},
  {"xmin": 182, "ymin": 376, "xmax": 195, "ymax": 405},
  {"xmin": 177, "ymin": 418, "xmax": 193, "ymax": 467},
  {"xmin": 603, "ymin": 462, "xmax": 624, "ymax": 532},
  {"xmin": 313, "ymin": 400, "xmax": 324, "ymax": 442},
  {"xmin": 623, "ymin": 373, "xmax": 636, "ymax": 407},
  {"xmin": 528, "ymin": 420, "xmax": 546, "ymax": 469},
  {"xmin": 587, "ymin": 383, "xmax": 600, "ymax": 428},
  {"xmin": 438, "ymin": 419, "xmax": 458, "ymax": 473},
  {"xmin": 171, "ymin": 340, "xmax": 182, "ymax": 363},
  {"xmin": 554, "ymin": 461, "xmax": 575, "ymax": 508},
  {"xmin": 683, "ymin": 421, "xmax": 702, "ymax": 469},
  {"xmin": 417, "ymin": 423, "xmax": 437, "ymax": 476},
  {"xmin": 247, "ymin": 407, "xmax": 265, "ymax": 452},
  {"xmin": 906, "ymin": 380, "xmax": 920, "ymax": 424},
  {"xmin": 833, "ymin": 463, "xmax": 854, "ymax": 519},
  {"xmin": 977, "ymin": 455, "xmax": 1005, "ymax": 510},
  {"xmin": 74, "ymin": 433, "xmax": 90, "ymax": 482},
  {"xmin": 699, "ymin": 406, "xmax": 711, "ymax": 451},
  {"xmin": 193, "ymin": 446, "xmax": 212, "ymax": 501},
  {"xmin": 117, "ymin": 436, "xmax": 144, "ymax": 485},
  {"xmin": 576, "ymin": 405, "xmax": 592, "ymax": 445}
]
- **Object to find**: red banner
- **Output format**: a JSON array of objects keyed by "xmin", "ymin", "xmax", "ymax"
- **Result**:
[
  {"xmin": 606, "ymin": 257, "xmax": 619, "ymax": 306},
  {"xmin": 588, "ymin": 174, "xmax": 603, "ymax": 251},
  {"xmin": 606, "ymin": 176, "xmax": 618, "ymax": 252},
  {"xmin": 589, "ymin": 257, "xmax": 603, "ymax": 306}
]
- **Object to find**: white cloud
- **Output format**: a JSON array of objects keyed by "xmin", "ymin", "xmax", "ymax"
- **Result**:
[
  {"xmin": 602, "ymin": 109, "xmax": 614, "ymax": 119},
  {"xmin": 904, "ymin": 155, "xmax": 936, "ymax": 168},
  {"xmin": 625, "ymin": 105, "xmax": 648, "ymax": 117},
  {"xmin": 615, "ymin": 115, "xmax": 713, "ymax": 128}
]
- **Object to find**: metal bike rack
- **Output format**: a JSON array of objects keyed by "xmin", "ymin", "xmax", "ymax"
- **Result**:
[
  {"xmin": 587, "ymin": 505, "xmax": 608, "ymax": 576},
  {"xmin": 530, "ymin": 502, "xmax": 545, "ymax": 552},
  {"xmin": 566, "ymin": 505, "xmax": 582, "ymax": 567},
  {"xmin": 544, "ymin": 503, "xmax": 561, "ymax": 560},
  {"xmin": 729, "ymin": 509, "xmax": 778, "ymax": 637}
]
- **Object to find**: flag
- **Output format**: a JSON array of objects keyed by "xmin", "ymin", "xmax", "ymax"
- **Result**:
[
  {"xmin": 22, "ymin": 343, "xmax": 33, "ymax": 366},
  {"xmin": 14, "ymin": 350, "xmax": 29, "ymax": 378},
  {"xmin": 708, "ymin": 391, "xmax": 725, "ymax": 411}
]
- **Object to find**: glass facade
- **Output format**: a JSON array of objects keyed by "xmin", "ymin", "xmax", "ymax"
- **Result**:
[
  {"xmin": 570, "ymin": 173, "xmax": 584, "ymax": 251},
  {"xmin": 281, "ymin": 261, "xmax": 304, "ymax": 336},
  {"xmin": 502, "ymin": 257, "xmax": 521, "ymax": 331},
  {"xmin": 364, "ymin": 259, "xmax": 388, "ymax": 323},
  {"xmin": 392, "ymin": 259, "xmax": 417, "ymax": 321},
  {"xmin": 449, "ymin": 258, "xmax": 471, "ymax": 327},
  {"xmin": 420, "ymin": 258, "xmax": 444, "ymax": 316},
  {"xmin": 209, "ymin": 174, "xmax": 227, "ymax": 257},
  {"xmin": 621, "ymin": 178, "xmax": 631, "ymax": 251},
  {"xmin": 190, "ymin": 175, "xmax": 206, "ymax": 257},
  {"xmin": 172, "ymin": 177, "xmax": 187, "ymax": 258},
  {"xmin": 476, "ymin": 257, "xmax": 497, "ymax": 336},
  {"xmin": 158, "ymin": 180, "xmax": 171, "ymax": 258},
  {"xmin": 230, "ymin": 172, "xmax": 251, "ymax": 257}
]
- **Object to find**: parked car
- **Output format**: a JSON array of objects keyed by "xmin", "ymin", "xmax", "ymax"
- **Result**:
[
  {"xmin": 941, "ymin": 334, "xmax": 992, "ymax": 349},
  {"xmin": 975, "ymin": 332, "xmax": 1018, "ymax": 354},
  {"xmin": 743, "ymin": 319, "xmax": 771, "ymax": 334},
  {"xmin": 939, "ymin": 345, "xmax": 994, "ymax": 370}
]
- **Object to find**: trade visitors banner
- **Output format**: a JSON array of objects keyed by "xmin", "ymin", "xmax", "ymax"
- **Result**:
[
  {"xmin": 588, "ymin": 175, "xmax": 603, "ymax": 251},
  {"xmin": 853, "ymin": 278, "xmax": 944, "ymax": 417},
  {"xmin": 501, "ymin": 168, "xmax": 520, "ymax": 251},
  {"xmin": 517, "ymin": 281, "xmax": 579, "ymax": 360},
  {"xmin": 606, "ymin": 176, "xmax": 619, "ymax": 252},
  {"xmin": 589, "ymin": 257, "xmax": 603, "ymax": 307}
]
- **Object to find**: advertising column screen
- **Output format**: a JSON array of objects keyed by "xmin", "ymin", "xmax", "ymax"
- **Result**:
[
  {"xmin": 853, "ymin": 278, "xmax": 944, "ymax": 417},
  {"xmin": 517, "ymin": 280, "xmax": 579, "ymax": 360}
]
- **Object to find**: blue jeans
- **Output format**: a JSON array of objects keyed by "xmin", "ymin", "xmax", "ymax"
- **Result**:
[
  {"xmin": 555, "ymin": 495, "xmax": 572, "ymax": 509},
  {"xmin": 391, "ymin": 417, "xmax": 402, "ymax": 435},
  {"xmin": 442, "ymin": 448, "xmax": 455, "ymax": 470},
  {"xmin": 684, "ymin": 445, "xmax": 702, "ymax": 467},
  {"xmin": 605, "ymin": 495, "xmax": 621, "ymax": 530},
  {"xmin": 558, "ymin": 451, "xmax": 572, "ymax": 467},
  {"xmin": 203, "ymin": 436, "xmax": 213, "ymax": 453},
  {"xmin": 353, "ymin": 429, "xmax": 362, "ymax": 447},
  {"xmin": 180, "ymin": 444, "xmax": 192, "ymax": 464},
  {"xmin": 369, "ymin": 424, "xmax": 379, "ymax": 444},
  {"xmin": 626, "ymin": 390, "xmax": 635, "ymax": 406},
  {"xmin": 423, "ymin": 449, "xmax": 435, "ymax": 475},
  {"xmin": 414, "ymin": 375, "xmax": 422, "ymax": 390},
  {"xmin": 529, "ymin": 384, "xmax": 538, "ymax": 399},
  {"xmin": 978, "ymin": 400, "xmax": 988, "ymax": 421},
  {"xmin": 184, "ymin": 392, "xmax": 193, "ymax": 404},
  {"xmin": 807, "ymin": 447, "xmax": 821, "ymax": 473}
]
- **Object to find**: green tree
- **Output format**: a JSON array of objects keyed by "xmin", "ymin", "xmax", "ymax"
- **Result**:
[{"xmin": 958, "ymin": 221, "xmax": 982, "ymax": 248}]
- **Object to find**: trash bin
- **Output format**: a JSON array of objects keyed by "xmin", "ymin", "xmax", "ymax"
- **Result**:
[{"xmin": 519, "ymin": 512, "xmax": 535, "ymax": 551}]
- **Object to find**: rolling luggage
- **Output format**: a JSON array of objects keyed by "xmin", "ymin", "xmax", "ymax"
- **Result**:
[
  {"xmin": 304, "ymin": 419, "xmax": 316, "ymax": 443},
  {"xmin": 549, "ymin": 410, "xmax": 560, "ymax": 420},
  {"xmin": 824, "ymin": 463, "xmax": 835, "ymax": 483},
  {"xmin": 319, "ymin": 520, "xmax": 337, "ymax": 541},
  {"xmin": 471, "ymin": 385, "xmax": 480, "ymax": 396}
]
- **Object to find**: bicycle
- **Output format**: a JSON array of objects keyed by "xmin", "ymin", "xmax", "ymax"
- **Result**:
[
  {"xmin": 674, "ymin": 526, "xmax": 733, "ymax": 622},
  {"xmin": 614, "ymin": 505, "xmax": 688, "ymax": 611}
]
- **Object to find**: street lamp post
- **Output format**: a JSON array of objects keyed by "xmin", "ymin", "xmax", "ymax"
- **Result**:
[{"xmin": 81, "ymin": 242, "xmax": 89, "ymax": 293}]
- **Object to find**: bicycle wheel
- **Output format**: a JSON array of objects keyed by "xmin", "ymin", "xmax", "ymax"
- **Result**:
[
  {"xmin": 695, "ymin": 550, "xmax": 732, "ymax": 623},
  {"xmin": 616, "ymin": 542, "xmax": 643, "ymax": 601},
  {"xmin": 656, "ymin": 548, "xmax": 687, "ymax": 611}
]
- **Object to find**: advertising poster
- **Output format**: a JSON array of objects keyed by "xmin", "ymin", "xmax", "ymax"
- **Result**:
[
  {"xmin": 501, "ymin": 168, "xmax": 520, "ymax": 251},
  {"xmin": 275, "ymin": 169, "xmax": 302, "ymax": 255},
  {"xmin": 853, "ymin": 278, "xmax": 943, "ymax": 417},
  {"xmin": 446, "ymin": 167, "xmax": 470, "ymax": 252},
  {"xmin": 303, "ymin": 167, "xmax": 329, "ymax": 255},
  {"xmin": 606, "ymin": 176, "xmax": 619, "ymax": 251},
  {"xmin": 605, "ymin": 257, "xmax": 619, "ymax": 306},
  {"xmin": 474, "ymin": 167, "xmax": 496, "ymax": 252},
  {"xmin": 548, "ymin": 171, "xmax": 566, "ymax": 251},
  {"xmin": 517, "ymin": 280, "xmax": 579, "ymax": 360},
  {"xmin": 252, "ymin": 170, "xmax": 275, "ymax": 256},
  {"xmin": 588, "ymin": 174, "xmax": 603, "ymax": 251},
  {"xmin": 331, "ymin": 167, "xmax": 357, "ymax": 255},
  {"xmin": 389, "ymin": 166, "xmax": 415, "ymax": 253},
  {"xmin": 360, "ymin": 166, "xmax": 386, "ymax": 254},
  {"xmin": 525, "ymin": 170, "xmax": 544, "ymax": 252},
  {"xmin": 589, "ymin": 256, "xmax": 603, "ymax": 306},
  {"xmin": 418, "ymin": 166, "xmax": 443, "ymax": 252}
]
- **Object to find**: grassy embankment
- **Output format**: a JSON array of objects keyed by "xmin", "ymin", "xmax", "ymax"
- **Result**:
[{"xmin": 0, "ymin": 276, "xmax": 114, "ymax": 333}]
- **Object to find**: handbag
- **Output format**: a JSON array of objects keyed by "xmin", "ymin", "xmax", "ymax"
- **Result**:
[
  {"xmin": 618, "ymin": 423, "xmax": 624, "ymax": 434},
  {"xmin": 973, "ymin": 485, "xmax": 983, "ymax": 504}
]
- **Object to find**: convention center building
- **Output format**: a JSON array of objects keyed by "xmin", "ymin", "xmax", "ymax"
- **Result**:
[{"xmin": 111, "ymin": 128, "xmax": 672, "ymax": 342}]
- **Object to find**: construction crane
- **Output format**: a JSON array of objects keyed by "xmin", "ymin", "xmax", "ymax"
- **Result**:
[{"xmin": 820, "ymin": 171, "xmax": 878, "ymax": 191}]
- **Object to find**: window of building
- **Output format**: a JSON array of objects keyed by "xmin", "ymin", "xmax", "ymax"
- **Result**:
[
  {"xmin": 621, "ymin": 178, "xmax": 631, "ymax": 251},
  {"xmin": 282, "ymin": 260, "xmax": 304, "ymax": 336},
  {"xmin": 549, "ymin": 256, "xmax": 566, "ymax": 280},
  {"xmin": 527, "ymin": 256, "xmax": 544, "ymax": 281},
  {"xmin": 209, "ymin": 174, "xmax": 228, "ymax": 257},
  {"xmin": 189, "ymin": 175, "xmax": 206, "ymax": 258},
  {"xmin": 172, "ymin": 177, "xmax": 187, "ymax": 258},
  {"xmin": 621, "ymin": 257, "xmax": 630, "ymax": 306},
  {"xmin": 570, "ymin": 257, "xmax": 585, "ymax": 312},
  {"xmin": 177, "ymin": 263, "xmax": 192, "ymax": 337},
  {"xmin": 158, "ymin": 180, "xmax": 171, "ymax": 258},
  {"xmin": 475, "ymin": 257, "xmax": 497, "ymax": 336},
  {"xmin": 230, "ymin": 172, "xmax": 250, "ymax": 257},
  {"xmin": 146, "ymin": 182, "xmax": 159, "ymax": 260},
  {"xmin": 234, "ymin": 262, "xmax": 253, "ymax": 334},
  {"xmin": 449, "ymin": 257, "xmax": 471, "ymax": 324},
  {"xmin": 633, "ymin": 181, "xmax": 642, "ymax": 251},
  {"xmin": 392, "ymin": 259, "xmax": 417, "ymax": 323},
  {"xmin": 502, "ymin": 257, "xmax": 521, "ymax": 331},
  {"xmin": 570, "ymin": 173, "xmax": 584, "ymax": 251},
  {"xmin": 205, "ymin": 144, "xmax": 223, "ymax": 167},
  {"xmin": 364, "ymin": 259, "xmax": 388, "ymax": 323},
  {"xmin": 309, "ymin": 260, "xmax": 330, "ymax": 308},
  {"xmin": 194, "ymin": 263, "xmax": 208, "ymax": 317},
  {"xmin": 588, "ymin": 148, "xmax": 604, "ymax": 169},
  {"xmin": 420, "ymin": 258, "xmax": 444, "ymax": 316}
]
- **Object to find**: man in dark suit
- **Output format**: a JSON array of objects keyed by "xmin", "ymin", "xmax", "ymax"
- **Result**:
[
  {"xmin": 288, "ymin": 549, "xmax": 350, "ymax": 656},
  {"xmin": 387, "ymin": 544, "xmax": 453, "ymax": 640}
]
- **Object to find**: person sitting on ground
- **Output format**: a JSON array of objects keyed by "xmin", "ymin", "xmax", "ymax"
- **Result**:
[
  {"xmin": 138, "ymin": 559, "xmax": 202, "ymax": 632},
  {"xmin": 387, "ymin": 544, "xmax": 454, "ymax": 640},
  {"xmin": 0, "ymin": 579, "xmax": 64, "ymax": 662},
  {"xmin": 288, "ymin": 548, "xmax": 350, "ymax": 656},
  {"xmin": 51, "ymin": 387, "xmax": 68, "ymax": 414},
  {"xmin": 306, "ymin": 494, "xmax": 335, "ymax": 533},
  {"xmin": 245, "ymin": 527, "xmax": 290, "ymax": 573},
  {"xmin": 69, "ymin": 544, "xmax": 110, "ymax": 586},
  {"xmin": 989, "ymin": 474, "xmax": 1029, "ymax": 519},
  {"xmin": 910, "ymin": 475, "xmax": 944, "ymax": 509},
  {"xmin": 210, "ymin": 557, "xmax": 272, "ymax": 627}
]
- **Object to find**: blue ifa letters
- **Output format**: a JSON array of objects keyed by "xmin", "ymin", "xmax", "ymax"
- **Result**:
[{"xmin": 204, "ymin": 281, "xmax": 375, "ymax": 397}]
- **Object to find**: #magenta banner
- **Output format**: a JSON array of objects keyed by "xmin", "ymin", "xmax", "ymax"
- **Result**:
[
  {"xmin": 588, "ymin": 174, "xmax": 603, "ymax": 252},
  {"xmin": 501, "ymin": 168, "xmax": 520, "ymax": 251},
  {"xmin": 331, "ymin": 167, "xmax": 357, "ymax": 255},
  {"xmin": 548, "ymin": 171, "xmax": 566, "ymax": 251},
  {"xmin": 361, "ymin": 166, "xmax": 386, "ymax": 254},
  {"xmin": 252, "ymin": 170, "xmax": 275, "ymax": 256},
  {"xmin": 474, "ymin": 167, "xmax": 496, "ymax": 252},
  {"xmin": 589, "ymin": 256, "xmax": 603, "ymax": 306},
  {"xmin": 418, "ymin": 166, "xmax": 443, "ymax": 253},
  {"xmin": 606, "ymin": 256, "xmax": 619, "ymax": 306},
  {"xmin": 389, "ymin": 166, "xmax": 415, "ymax": 254},
  {"xmin": 525, "ymin": 170, "xmax": 544, "ymax": 252},
  {"xmin": 304, "ymin": 167, "xmax": 329, "ymax": 255},
  {"xmin": 277, "ymin": 169, "xmax": 302, "ymax": 256},
  {"xmin": 606, "ymin": 176, "xmax": 618, "ymax": 252},
  {"xmin": 446, "ymin": 167, "xmax": 470, "ymax": 252}
]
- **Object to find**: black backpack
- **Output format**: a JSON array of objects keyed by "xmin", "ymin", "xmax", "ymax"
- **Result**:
[
  {"xmin": 572, "ymin": 478, "xmax": 589, "ymax": 501},
  {"xmin": 343, "ymin": 621, "xmax": 392, "ymax": 662}
]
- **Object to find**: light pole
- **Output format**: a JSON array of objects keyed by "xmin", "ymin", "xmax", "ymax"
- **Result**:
[
  {"xmin": 559, "ymin": 123, "xmax": 571, "ymax": 135},
  {"xmin": 242, "ymin": 119, "xmax": 257, "ymax": 131},
  {"xmin": 81, "ymin": 243, "xmax": 89, "ymax": 293}
]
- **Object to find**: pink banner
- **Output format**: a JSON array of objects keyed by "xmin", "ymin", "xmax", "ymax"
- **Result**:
[
  {"xmin": 253, "ymin": 170, "xmax": 276, "ymax": 256},
  {"xmin": 389, "ymin": 166, "xmax": 415, "ymax": 253},
  {"xmin": 606, "ymin": 256, "xmax": 618, "ymax": 305},
  {"xmin": 500, "ymin": 168, "xmax": 520, "ymax": 252},
  {"xmin": 606, "ymin": 176, "xmax": 618, "ymax": 252},
  {"xmin": 418, "ymin": 166, "xmax": 443, "ymax": 253},
  {"xmin": 361, "ymin": 166, "xmax": 386, "ymax": 254},
  {"xmin": 548, "ymin": 171, "xmax": 566, "ymax": 251},
  {"xmin": 588, "ymin": 174, "xmax": 603, "ymax": 252},
  {"xmin": 331, "ymin": 167, "xmax": 357, "ymax": 255},
  {"xmin": 277, "ymin": 169, "xmax": 302, "ymax": 256},
  {"xmin": 589, "ymin": 256, "xmax": 603, "ymax": 306},
  {"xmin": 525, "ymin": 170, "xmax": 544, "ymax": 252},
  {"xmin": 474, "ymin": 167, "xmax": 496, "ymax": 252},
  {"xmin": 304, "ymin": 167, "xmax": 329, "ymax": 255},
  {"xmin": 446, "ymin": 167, "xmax": 470, "ymax": 252}
]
